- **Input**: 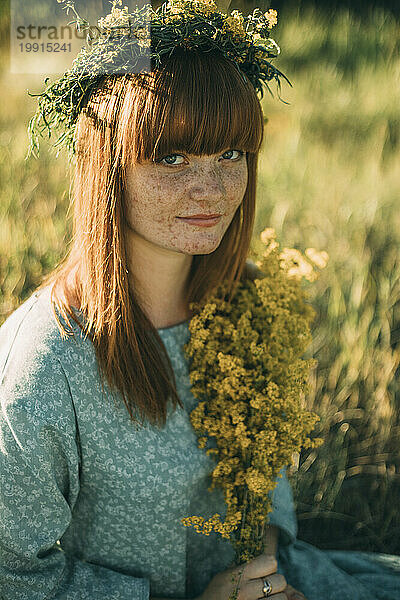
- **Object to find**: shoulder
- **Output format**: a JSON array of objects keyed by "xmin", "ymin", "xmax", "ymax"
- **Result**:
[
  {"xmin": 0, "ymin": 287, "xmax": 87, "ymax": 430},
  {"xmin": 0, "ymin": 285, "xmax": 86, "ymax": 373}
]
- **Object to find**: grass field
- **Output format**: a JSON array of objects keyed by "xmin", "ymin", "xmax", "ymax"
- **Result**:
[{"xmin": 1, "ymin": 2, "xmax": 399, "ymax": 553}]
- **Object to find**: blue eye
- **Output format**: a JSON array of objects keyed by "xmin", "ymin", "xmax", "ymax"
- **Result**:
[
  {"xmin": 155, "ymin": 149, "xmax": 245, "ymax": 166},
  {"xmin": 157, "ymin": 154, "xmax": 185, "ymax": 166},
  {"xmin": 222, "ymin": 150, "xmax": 244, "ymax": 161}
]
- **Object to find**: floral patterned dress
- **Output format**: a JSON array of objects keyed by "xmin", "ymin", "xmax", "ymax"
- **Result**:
[{"xmin": 0, "ymin": 286, "xmax": 399, "ymax": 599}]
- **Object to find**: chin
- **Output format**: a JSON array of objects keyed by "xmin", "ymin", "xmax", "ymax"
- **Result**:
[{"xmin": 180, "ymin": 239, "xmax": 223, "ymax": 255}]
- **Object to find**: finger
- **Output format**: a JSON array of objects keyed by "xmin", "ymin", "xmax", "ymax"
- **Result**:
[
  {"xmin": 246, "ymin": 573, "xmax": 287, "ymax": 598},
  {"xmin": 239, "ymin": 554, "xmax": 278, "ymax": 580}
]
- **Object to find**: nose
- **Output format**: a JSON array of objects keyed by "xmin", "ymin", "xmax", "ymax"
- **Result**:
[{"xmin": 188, "ymin": 163, "xmax": 226, "ymax": 205}]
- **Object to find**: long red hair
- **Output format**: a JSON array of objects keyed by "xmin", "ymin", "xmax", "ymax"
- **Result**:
[{"xmin": 36, "ymin": 47, "xmax": 264, "ymax": 428}]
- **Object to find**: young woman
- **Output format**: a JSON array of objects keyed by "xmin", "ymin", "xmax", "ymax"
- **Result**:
[
  {"xmin": 1, "ymin": 9, "xmax": 400, "ymax": 600},
  {"xmin": 0, "ymin": 44, "xmax": 300, "ymax": 600}
]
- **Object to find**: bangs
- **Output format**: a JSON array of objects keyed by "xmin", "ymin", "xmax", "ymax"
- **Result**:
[{"xmin": 120, "ymin": 47, "xmax": 264, "ymax": 165}]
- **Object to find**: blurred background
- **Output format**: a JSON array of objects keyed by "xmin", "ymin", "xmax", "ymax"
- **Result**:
[{"xmin": 1, "ymin": 0, "xmax": 399, "ymax": 553}]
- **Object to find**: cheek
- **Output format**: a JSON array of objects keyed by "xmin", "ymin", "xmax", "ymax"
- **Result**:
[
  {"xmin": 225, "ymin": 165, "xmax": 248, "ymax": 205},
  {"xmin": 125, "ymin": 175, "xmax": 178, "ymax": 223}
]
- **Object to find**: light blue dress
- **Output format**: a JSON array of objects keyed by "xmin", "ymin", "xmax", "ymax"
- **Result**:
[{"xmin": 0, "ymin": 286, "xmax": 399, "ymax": 600}]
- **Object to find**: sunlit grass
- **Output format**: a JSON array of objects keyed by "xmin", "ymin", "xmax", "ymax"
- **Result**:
[{"xmin": 254, "ymin": 4, "xmax": 400, "ymax": 552}]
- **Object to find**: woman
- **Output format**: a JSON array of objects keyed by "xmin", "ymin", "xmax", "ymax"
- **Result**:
[
  {"xmin": 0, "ymin": 40, "xmax": 299, "ymax": 599},
  {"xmin": 1, "ymin": 5, "xmax": 400, "ymax": 600}
]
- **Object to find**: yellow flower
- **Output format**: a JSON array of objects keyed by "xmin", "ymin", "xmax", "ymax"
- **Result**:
[
  {"xmin": 260, "ymin": 227, "xmax": 279, "ymax": 255},
  {"xmin": 182, "ymin": 228, "xmax": 322, "ymax": 565},
  {"xmin": 279, "ymin": 247, "xmax": 317, "ymax": 282},
  {"xmin": 253, "ymin": 33, "xmax": 265, "ymax": 44},
  {"xmin": 98, "ymin": 1, "xmax": 130, "ymax": 29},
  {"xmin": 223, "ymin": 10, "xmax": 247, "ymax": 40},
  {"xmin": 264, "ymin": 8, "xmax": 278, "ymax": 29},
  {"xmin": 305, "ymin": 247, "xmax": 329, "ymax": 269},
  {"xmin": 166, "ymin": 0, "xmax": 218, "ymax": 18},
  {"xmin": 133, "ymin": 26, "xmax": 151, "ymax": 48},
  {"xmin": 245, "ymin": 468, "xmax": 269, "ymax": 495},
  {"xmin": 254, "ymin": 48, "xmax": 267, "ymax": 61},
  {"xmin": 260, "ymin": 226, "xmax": 276, "ymax": 244},
  {"xmin": 197, "ymin": 0, "xmax": 219, "ymax": 16},
  {"xmin": 230, "ymin": 9, "xmax": 244, "ymax": 24}
]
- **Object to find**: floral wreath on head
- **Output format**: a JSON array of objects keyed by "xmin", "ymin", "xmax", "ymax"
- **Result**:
[{"xmin": 27, "ymin": 0, "xmax": 291, "ymax": 158}]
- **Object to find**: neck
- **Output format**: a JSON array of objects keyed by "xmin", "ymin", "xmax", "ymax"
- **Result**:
[{"xmin": 126, "ymin": 230, "xmax": 194, "ymax": 329}]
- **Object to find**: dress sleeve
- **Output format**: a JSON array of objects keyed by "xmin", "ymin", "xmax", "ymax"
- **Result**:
[
  {"xmin": 268, "ymin": 466, "xmax": 298, "ymax": 546},
  {"xmin": 0, "ymin": 339, "xmax": 149, "ymax": 600}
]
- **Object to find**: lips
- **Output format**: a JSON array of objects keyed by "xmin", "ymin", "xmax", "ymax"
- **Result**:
[
  {"xmin": 178, "ymin": 214, "xmax": 221, "ymax": 218},
  {"xmin": 176, "ymin": 214, "xmax": 222, "ymax": 227}
]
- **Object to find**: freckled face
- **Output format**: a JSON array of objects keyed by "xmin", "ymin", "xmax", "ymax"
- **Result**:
[{"xmin": 123, "ymin": 149, "xmax": 248, "ymax": 255}]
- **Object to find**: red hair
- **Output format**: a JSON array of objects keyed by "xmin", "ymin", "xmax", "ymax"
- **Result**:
[{"xmin": 36, "ymin": 47, "xmax": 264, "ymax": 428}]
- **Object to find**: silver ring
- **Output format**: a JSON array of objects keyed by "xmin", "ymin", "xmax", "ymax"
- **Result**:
[{"xmin": 262, "ymin": 577, "xmax": 273, "ymax": 597}]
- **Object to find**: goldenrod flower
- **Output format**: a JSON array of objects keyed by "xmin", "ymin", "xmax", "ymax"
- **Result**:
[{"xmin": 181, "ymin": 228, "xmax": 325, "ymax": 565}]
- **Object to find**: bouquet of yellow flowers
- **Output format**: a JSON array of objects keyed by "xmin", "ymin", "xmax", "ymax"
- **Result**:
[{"xmin": 181, "ymin": 228, "xmax": 326, "ymax": 571}]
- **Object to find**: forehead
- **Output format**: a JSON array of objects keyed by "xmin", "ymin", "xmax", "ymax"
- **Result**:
[{"xmin": 119, "ymin": 53, "xmax": 263, "ymax": 166}]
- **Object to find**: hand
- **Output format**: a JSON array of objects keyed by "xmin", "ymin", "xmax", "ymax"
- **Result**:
[
  {"xmin": 197, "ymin": 553, "xmax": 288, "ymax": 600},
  {"xmin": 284, "ymin": 583, "xmax": 308, "ymax": 600}
]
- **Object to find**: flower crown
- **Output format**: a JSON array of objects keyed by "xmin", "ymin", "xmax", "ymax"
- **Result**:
[{"xmin": 27, "ymin": 0, "xmax": 291, "ymax": 158}]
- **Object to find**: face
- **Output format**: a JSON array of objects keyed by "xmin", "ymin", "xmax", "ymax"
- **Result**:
[{"xmin": 123, "ymin": 148, "xmax": 248, "ymax": 255}]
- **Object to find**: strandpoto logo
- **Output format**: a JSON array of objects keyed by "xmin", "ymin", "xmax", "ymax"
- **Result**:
[
  {"xmin": 15, "ymin": 24, "xmax": 86, "ymax": 40},
  {"xmin": 15, "ymin": 22, "xmax": 130, "ymax": 41},
  {"xmin": 10, "ymin": 0, "xmax": 151, "ymax": 75}
]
